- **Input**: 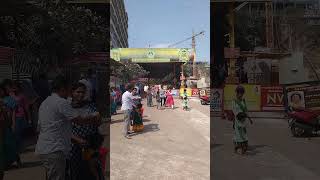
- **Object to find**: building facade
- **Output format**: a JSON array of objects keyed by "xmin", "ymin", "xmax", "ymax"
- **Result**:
[{"xmin": 110, "ymin": 0, "xmax": 129, "ymax": 48}]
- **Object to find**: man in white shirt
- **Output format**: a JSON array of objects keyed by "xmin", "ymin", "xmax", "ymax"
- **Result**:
[
  {"xmin": 35, "ymin": 76, "xmax": 101, "ymax": 180},
  {"xmin": 121, "ymin": 83, "xmax": 139, "ymax": 139}
]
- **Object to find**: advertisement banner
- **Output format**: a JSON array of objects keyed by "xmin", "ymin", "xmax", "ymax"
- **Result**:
[
  {"xmin": 199, "ymin": 89, "xmax": 206, "ymax": 96},
  {"xmin": 171, "ymin": 89, "xmax": 179, "ymax": 97},
  {"xmin": 191, "ymin": 89, "xmax": 199, "ymax": 97},
  {"xmin": 261, "ymin": 86, "xmax": 285, "ymax": 111},
  {"xmin": 285, "ymin": 83, "xmax": 320, "ymax": 110},
  {"xmin": 180, "ymin": 88, "xmax": 192, "ymax": 97},
  {"xmin": 224, "ymin": 84, "xmax": 261, "ymax": 111},
  {"xmin": 211, "ymin": 89, "xmax": 223, "ymax": 112}
]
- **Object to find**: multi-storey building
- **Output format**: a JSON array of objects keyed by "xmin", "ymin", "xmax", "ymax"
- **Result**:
[{"xmin": 110, "ymin": 0, "xmax": 129, "ymax": 48}]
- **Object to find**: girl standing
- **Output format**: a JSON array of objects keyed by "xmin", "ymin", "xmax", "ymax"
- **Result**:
[
  {"xmin": 232, "ymin": 86, "xmax": 253, "ymax": 155},
  {"xmin": 182, "ymin": 89, "xmax": 189, "ymax": 111}
]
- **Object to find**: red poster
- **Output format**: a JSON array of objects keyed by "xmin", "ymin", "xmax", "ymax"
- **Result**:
[
  {"xmin": 261, "ymin": 86, "xmax": 285, "ymax": 111},
  {"xmin": 192, "ymin": 89, "xmax": 199, "ymax": 97}
]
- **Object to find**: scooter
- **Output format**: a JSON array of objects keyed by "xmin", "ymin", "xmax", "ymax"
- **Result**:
[
  {"xmin": 200, "ymin": 95, "xmax": 210, "ymax": 105},
  {"xmin": 287, "ymin": 109, "xmax": 320, "ymax": 137}
]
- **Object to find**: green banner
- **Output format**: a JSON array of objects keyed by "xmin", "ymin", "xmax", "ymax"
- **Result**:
[{"xmin": 110, "ymin": 48, "xmax": 191, "ymax": 63}]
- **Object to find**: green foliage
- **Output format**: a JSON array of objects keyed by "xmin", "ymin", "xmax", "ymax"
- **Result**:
[
  {"xmin": 111, "ymin": 62, "xmax": 149, "ymax": 83},
  {"xmin": 0, "ymin": 0, "xmax": 108, "ymax": 75}
]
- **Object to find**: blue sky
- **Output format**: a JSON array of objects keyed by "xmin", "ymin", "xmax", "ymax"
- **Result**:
[{"xmin": 124, "ymin": 0, "xmax": 210, "ymax": 62}]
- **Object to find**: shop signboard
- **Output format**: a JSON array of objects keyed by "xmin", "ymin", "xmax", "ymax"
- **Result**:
[
  {"xmin": 285, "ymin": 82, "xmax": 320, "ymax": 110},
  {"xmin": 192, "ymin": 89, "xmax": 199, "ymax": 97},
  {"xmin": 261, "ymin": 86, "xmax": 285, "ymax": 111}
]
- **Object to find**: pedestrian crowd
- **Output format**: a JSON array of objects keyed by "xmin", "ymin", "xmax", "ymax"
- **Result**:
[
  {"xmin": 111, "ymin": 82, "xmax": 190, "ymax": 139},
  {"xmin": 0, "ymin": 69, "xmax": 108, "ymax": 180}
]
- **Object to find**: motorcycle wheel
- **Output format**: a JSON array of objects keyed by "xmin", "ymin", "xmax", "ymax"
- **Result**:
[{"xmin": 291, "ymin": 125, "xmax": 305, "ymax": 137}]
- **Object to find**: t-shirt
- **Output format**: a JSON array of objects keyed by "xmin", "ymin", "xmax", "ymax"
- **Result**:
[
  {"xmin": 35, "ymin": 93, "xmax": 78, "ymax": 156},
  {"xmin": 159, "ymin": 90, "xmax": 166, "ymax": 98},
  {"xmin": 144, "ymin": 86, "xmax": 149, "ymax": 92},
  {"xmin": 121, "ymin": 91, "xmax": 135, "ymax": 111}
]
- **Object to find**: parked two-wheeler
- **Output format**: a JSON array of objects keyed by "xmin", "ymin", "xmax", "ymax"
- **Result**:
[
  {"xmin": 287, "ymin": 109, "xmax": 320, "ymax": 137},
  {"xmin": 200, "ymin": 95, "xmax": 210, "ymax": 105}
]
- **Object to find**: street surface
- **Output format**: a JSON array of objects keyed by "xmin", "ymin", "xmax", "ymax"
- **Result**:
[
  {"xmin": 110, "ymin": 98, "xmax": 210, "ymax": 180},
  {"xmin": 212, "ymin": 115, "xmax": 320, "ymax": 180}
]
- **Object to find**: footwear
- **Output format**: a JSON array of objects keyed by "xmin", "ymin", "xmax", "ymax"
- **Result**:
[{"xmin": 124, "ymin": 135, "xmax": 131, "ymax": 139}]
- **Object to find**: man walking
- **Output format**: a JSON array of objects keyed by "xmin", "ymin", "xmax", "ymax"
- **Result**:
[
  {"xmin": 35, "ymin": 76, "xmax": 101, "ymax": 180},
  {"xmin": 159, "ymin": 87, "xmax": 166, "ymax": 107},
  {"xmin": 121, "ymin": 84, "xmax": 139, "ymax": 139}
]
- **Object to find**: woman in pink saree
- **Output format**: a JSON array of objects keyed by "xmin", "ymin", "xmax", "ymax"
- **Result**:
[{"xmin": 165, "ymin": 89, "xmax": 174, "ymax": 109}]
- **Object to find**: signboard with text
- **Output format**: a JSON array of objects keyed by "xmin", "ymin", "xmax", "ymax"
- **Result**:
[
  {"xmin": 191, "ymin": 89, "xmax": 199, "ymax": 97},
  {"xmin": 261, "ymin": 86, "xmax": 285, "ymax": 111},
  {"xmin": 285, "ymin": 83, "xmax": 320, "ymax": 110}
]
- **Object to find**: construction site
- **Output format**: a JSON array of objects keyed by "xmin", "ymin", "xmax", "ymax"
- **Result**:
[{"xmin": 211, "ymin": 0, "xmax": 320, "ymax": 114}]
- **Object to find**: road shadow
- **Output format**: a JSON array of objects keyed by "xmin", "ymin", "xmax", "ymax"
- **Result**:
[
  {"xmin": 142, "ymin": 119, "xmax": 152, "ymax": 123},
  {"xmin": 245, "ymin": 144, "xmax": 268, "ymax": 156},
  {"xmin": 114, "ymin": 112, "xmax": 124, "ymax": 115},
  {"xmin": 130, "ymin": 123, "xmax": 160, "ymax": 136},
  {"xmin": 211, "ymin": 143, "xmax": 223, "ymax": 150},
  {"xmin": 110, "ymin": 119, "xmax": 151, "ymax": 124},
  {"xmin": 110, "ymin": 119, "xmax": 124, "ymax": 124},
  {"xmin": 6, "ymin": 161, "xmax": 43, "ymax": 171}
]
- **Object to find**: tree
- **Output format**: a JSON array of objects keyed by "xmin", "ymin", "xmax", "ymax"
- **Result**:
[
  {"xmin": 111, "ymin": 62, "xmax": 149, "ymax": 83},
  {"xmin": 0, "ymin": 0, "xmax": 108, "ymax": 75}
]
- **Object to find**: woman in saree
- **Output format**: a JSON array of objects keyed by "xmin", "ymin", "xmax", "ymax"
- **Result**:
[
  {"xmin": 110, "ymin": 88, "xmax": 117, "ymax": 115},
  {"xmin": 232, "ymin": 85, "xmax": 253, "ymax": 155},
  {"xmin": 68, "ymin": 83, "xmax": 104, "ymax": 180},
  {"xmin": 1, "ymin": 82, "xmax": 21, "ymax": 168},
  {"xmin": 0, "ymin": 88, "xmax": 9, "ymax": 180},
  {"xmin": 165, "ymin": 89, "xmax": 174, "ymax": 109}
]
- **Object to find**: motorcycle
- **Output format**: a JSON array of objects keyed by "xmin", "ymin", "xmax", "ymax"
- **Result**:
[
  {"xmin": 200, "ymin": 95, "xmax": 210, "ymax": 105},
  {"xmin": 287, "ymin": 109, "xmax": 320, "ymax": 137}
]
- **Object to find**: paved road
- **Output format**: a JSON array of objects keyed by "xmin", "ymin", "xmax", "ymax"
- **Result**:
[
  {"xmin": 212, "ymin": 115, "xmax": 320, "ymax": 180},
  {"xmin": 110, "ymin": 98, "xmax": 210, "ymax": 180}
]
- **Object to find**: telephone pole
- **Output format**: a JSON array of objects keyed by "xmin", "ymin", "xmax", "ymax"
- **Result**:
[{"xmin": 192, "ymin": 30, "xmax": 197, "ymax": 78}]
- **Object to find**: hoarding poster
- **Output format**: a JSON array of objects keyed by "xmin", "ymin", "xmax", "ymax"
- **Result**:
[
  {"xmin": 285, "ymin": 82, "xmax": 320, "ymax": 110},
  {"xmin": 211, "ymin": 89, "xmax": 223, "ymax": 112},
  {"xmin": 224, "ymin": 84, "xmax": 261, "ymax": 111},
  {"xmin": 171, "ymin": 89, "xmax": 180, "ymax": 97},
  {"xmin": 261, "ymin": 86, "xmax": 285, "ymax": 111},
  {"xmin": 191, "ymin": 89, "xmax": 199, "ymax": 97},
  {"xmin": 180, "ymin": 88, "xmax": 192, "ymax": 97}
]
